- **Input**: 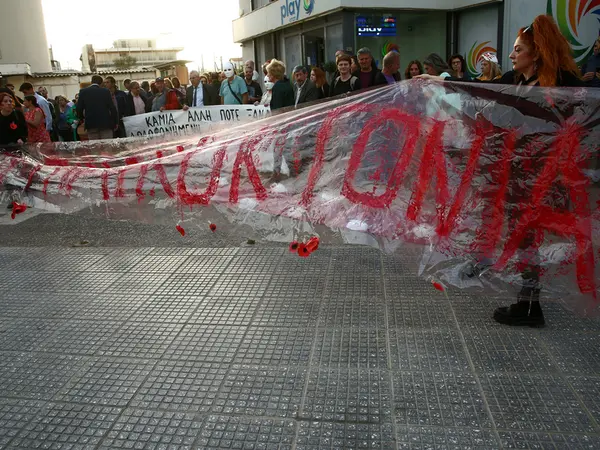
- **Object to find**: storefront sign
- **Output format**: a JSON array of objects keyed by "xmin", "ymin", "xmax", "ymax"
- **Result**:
[
  {"xmin": 123, "ymin": 105, "xmax": 270, "ymax": 137},
  {"xmin": 281, "ymin": 0, "xmax": 315, "ymax": 25},
  {"xmin": 357, "ymin": 16, "xmax": 396, "ymax": 37}
]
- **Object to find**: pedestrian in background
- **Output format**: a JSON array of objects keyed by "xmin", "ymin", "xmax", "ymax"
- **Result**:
[{"xmin": 266, "ymin": 59, "xmax": 293, "ymax": 110}]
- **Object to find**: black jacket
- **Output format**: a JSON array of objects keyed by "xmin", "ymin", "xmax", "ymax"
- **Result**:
[
  {"xmin": 76, "ymin": 85, "xmax": 117, "ymax": 130},
  {"xmin": 374, "ymin": 71, "xmax": 402, "ymax": 86},
  {"xmin": 270, "ymin": 80, "xmax": 294, "ymax": 110},
  {"xmin": 124, "ymin": 92, "xmax": 150, "ymax": 117},
  {"xmin": 293, "ymin": 79, "xmax": 320, "ymax": 105},
  {"xmin": 185, "ymin": 84, "xmax": 219, "ymax": 107}
]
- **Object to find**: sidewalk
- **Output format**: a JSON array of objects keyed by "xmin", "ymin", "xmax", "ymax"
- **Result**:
[{"xmin": 1, "ymin": 245, "xmax": 600, "ymax": 449}]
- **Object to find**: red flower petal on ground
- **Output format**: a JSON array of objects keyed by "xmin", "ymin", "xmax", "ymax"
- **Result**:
[
  {"xmin": 176, "ymin": 224, "xmax": 185, "ymax": 236},
  {"xmin": 297, "ymin": 243, "xmax": 310, "ymax": 258},
  {"xmin": 209, "ymin": 223, "xmax": 217, "ymax": 232},
  {"xmin": 432, "ymin": 281, "xmax": 444, "ymax": 292},
  {"xmin": 306, "ymin": 237, "xmax": 320, "ymax": 252},
  {"xmin": 9, "ymin": 122, "xmax": 17, "ymax": 130},
  {"xmin": 289, "ymin": 241, "xmax": 299, "ymax": 252},
  {"xmin": 176, "ymin": 145, "xmax": 184, "ymax": 152}
]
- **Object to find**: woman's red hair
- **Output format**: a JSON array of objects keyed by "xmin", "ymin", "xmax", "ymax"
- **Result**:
[
  {"xmin": 311, "ymin": 67, "xmax": 327, "ymax": 88},
  {"xmin": 518, "ymin": 14, "xmax": 579, "ymax": 87}
]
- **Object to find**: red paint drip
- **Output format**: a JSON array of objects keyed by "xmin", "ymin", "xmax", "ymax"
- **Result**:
[
  {"xmin": 342, "ymin": 107, "xmax": 421, "ymax": 209},
  {"xmin": 177, "ymin": 145, "xmax": 184, "ymax": 152},
  {"xmin": 42, "ymin": 167, "xmax": 61, "ymax": 196},
  {"xmin": 149, "ymin": 187, "xmax": 156, "ymax": 197},
  {"xmin": 125, "ymin": 157, "xmax": 139, "ymax": 166},
  {"xmin": 24, "ymin": 165, "xmax": 42, "ymax": 191},
  {"xmin": 229, "ymin": 135, "xmax": 268, "ymax": 204},
  {"xmin": 176, "ymin": 224, "xmax": 185, "ymax": 236},
  {"xmin": 101, "ymin": 171, "xmax": 110, "ymax": 201},
  {"xmin": 177, "ymin": 146, "xmax": 227, "ymax": 206},
  {"xmin": 494, "ymin": 124, "xmax": 597, "ymax": 299}
]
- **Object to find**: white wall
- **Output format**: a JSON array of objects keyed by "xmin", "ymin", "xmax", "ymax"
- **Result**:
[
  {"xmin": 457, "ymin": 4, "xmax": 499, "ymax": 76},
  {"xmin": 502, "ymin": 0, "xmax": 545, "ymax": 70},
  {"xmin": 0, "ymin": 0, "xmax": 52, "ymax": 72}
]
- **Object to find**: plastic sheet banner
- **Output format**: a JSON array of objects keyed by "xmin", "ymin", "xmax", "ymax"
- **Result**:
[
  {"xmin": 1, "ymin": 80, "xmax": 599, "ymax": 311},
  {"xmin": 123, "ymin": 105, "xmax": 271, "ymax": 137}
]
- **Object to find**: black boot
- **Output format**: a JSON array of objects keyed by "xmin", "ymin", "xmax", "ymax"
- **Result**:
[{"xmin": 493, "ymin": 287, "xmax": 545, "ymax": 328}]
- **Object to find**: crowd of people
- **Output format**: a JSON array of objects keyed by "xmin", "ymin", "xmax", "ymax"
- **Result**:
[{"xmin": 1, "ymin": 14, "xmax": 598, "ymax": 147}]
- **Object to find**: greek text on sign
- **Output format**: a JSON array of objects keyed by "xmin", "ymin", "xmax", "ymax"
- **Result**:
[{"xmin": 123, "ymin": 105, "xmax": 271, "ymax": 137}]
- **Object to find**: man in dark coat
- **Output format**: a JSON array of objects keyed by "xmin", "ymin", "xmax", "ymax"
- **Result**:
[
  {"xmin": 183, "ymin": 70, "xmax": 219, "ymax": 109},
  {"xmin": 76, "ymin": 75, "xmax": 117, "ymax": 140},
  {"xmin": 124, "ymin": 81, "xmax": 150, "ymax": 117},
  {"xmin": 292, "ymin": 65, "xmax": 320, "ymax": 106}
]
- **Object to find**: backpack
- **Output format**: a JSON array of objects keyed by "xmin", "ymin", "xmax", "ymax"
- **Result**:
[{"xmin": 332, "ymin": 75, "xmax": 358, "ymax": 94}]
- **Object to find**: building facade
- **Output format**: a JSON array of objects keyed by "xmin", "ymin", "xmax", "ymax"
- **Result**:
[{"xmin": 234, "ymin": 0, "xmax": 600, "ymax": 78}]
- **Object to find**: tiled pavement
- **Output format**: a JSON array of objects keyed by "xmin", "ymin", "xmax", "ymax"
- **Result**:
[{"xmin": 1, "ymin": 246, "xmax": 600, "ymax": 449}]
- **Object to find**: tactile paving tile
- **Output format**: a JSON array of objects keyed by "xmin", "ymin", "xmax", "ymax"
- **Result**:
[
  {"xmin": 0, "ymin": 398, "xmax": 46, "ymax": 448},
  {"xmin": 99, "ymin": 408, "xmax": 204, "ymax": 449},
  {"xmin": 209, "ymin": 273, "xmax": 271, "ymax": 297},
  {"xmin": 325, "ymin": 276, "xmax": 384, "ymax": 298},
  {"xmin": 35, "ymin": 319, "xmax": 123, "ymax": 354},
  {"xmin": 393, "ymin": 371, "xmax": 492, "ymax": 428},
  {"xmin": 213, "ymin": 365, "xmax": 306, "ymax": 418},
  {"xmin": 382, "ymin": 254, "xmax": 422, "ymax": 277},
  {"xmin": 0, "ymin": 252, "xmax": 25, "ymax": 270},
  {"xmin": 128, "ymin": 254, "xmax": 189, "ymax": 272},
  {"xmin": 449, "ymin": 296, "xmax": 516, "ymax": 329},
  {"xmin": 384, "ymin": 276, "xmax": 445, "ymax": 300},
  {"xmin": 9, "ymin": 292, "xmax": 89, "ymax": 320},
  {"xmin": 480, "ymin": 373, "xmax": 596, "ymax": 433},
  {"xmin": 395, "ymin": 425, "xmax": 498, "ymax": 449},
  {"xmin": 331, "ymin": 252, "xmax": 382, "ymax": 275},
  {"xmin": 498, "ymin": 430, "xmax": 600, "ymax": 449},
  {"xmin": 540, "ymin": 302, "xmax": 600, "ymax": 333},
  {"xmin": 192, "ymin": 248, "xmax": 239, "ymax": 256},
  {"xmin": 276, "ymin": 253, "xmax": 331, "ymax": 277},
  {"xmin": 130, "ymin": 361, "xmax": 227, "ymax": 413},
  {"xmin": 0, "ymin": 270, "xmax": 85, "ymax": 292},
  {"xmin": 11, "ymin": 253, "xmax": 107, "ymax": 271},
  {"xmin": 387, "ymin": 296, "xmax": 458, "ymax": 329},
  {"xmin": 153, "ymin": 273, "xmax": 221, "ymax": 297},
  {"xmin": 252, "ymin": 297, "xmax": 321, "ymax": 327},
  {"xmin": 74, "ymin": 293, "xmax": 150, "ymax": 321},
  {"xmin": 148, "ymin": 247, "xmax": 198, "ymax": 256},
  {"xmin": 54, "ymin": 357, "xmax": 154, "ymax": 407},
  {"xmin": 103, "ymin": 272, "xmax": 170, "ymax": 295},
  {"xmin": 233, "ymin": 327, "xmax": 316, "ymax": 366},
  {"xmin": 544, "ymin": 333, "xmax": 600, "ymax": 375},
  {"xmin": 176, "ymin": 255, "xmax": 233, "ymax": 274},
  {"xmin": 164, "ymin": 325, "xmax": 246, "ymax": 363},
  {"xmin": 131, "ymin": 295, "xmax": 202, "ymax": 323},
  {"xmin": 388, "ymin": 329, "xmax": 470, "ymax": 371},
  {"xmin": 8, "ymin": 403, "xmax": 121, "ymax": 449},
  {"xmin": 0, "ymin": 318, "xmax": 64, "ymax": 351},
  {"xmin": 236, "ymin": 247, "xmax": 285, "ymax": 257},
  {"xmin": 567, "ymin": 376, "xmax": 600, "ymax": 424},
  {"xmin": 225, "ymin": 255, "xmax": 283, "ymax": 274},
  {"xmin": 65, "ymin": 272, "xmax": 126, "ymax": 293},
  {"xmin": 301, "ymin": 368, "xmax": 392, "ymax": 423},
  {"xmin": 264, "ymin": 275, "xmax": 327, "ymax": 299},
  {"xmin": 195, "ymin": 414, "xmax": 296, "ymax": 449},
  {"xmin": 319, "ymin": 296, "xmax": 387, "ymax": 328},
  {"xmin": 463, "ymin": 328, "xmax": 556, "ymax": 373},
  {"xmin": 189, "ymin": 296, "xmax": 262, "ymax": 326},
  {"xmin": 0, "ymin": 291, "xmax": 40, "ymax": 317},
  {"xmin": 312, "ymin": 328, "xmax": 388, "ymax": 369},
  {"xmin": 296, "ymin": 421, "xmax": 395, "ymax": 449},
  {"xmin": 0, "ymin": 353, "xmax": 85, "ymax": 400},
  {"xmin": 86, "ymin": 253, "xmax": 148, "ymax": 271},
  {"xmin": 97, "ymin": 322, "xmax": 183, "ymax": 359}
]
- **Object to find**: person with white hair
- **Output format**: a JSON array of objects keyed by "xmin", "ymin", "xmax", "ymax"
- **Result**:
[
  {"xmin": 475, "ymin": 52, "xmax": 503, "ymax": 81},
  {"xmin": 183, "ymin": 70, "xmax": 219, "ymax": 109}
]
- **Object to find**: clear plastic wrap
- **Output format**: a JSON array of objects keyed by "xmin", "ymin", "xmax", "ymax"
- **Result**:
[{"xmin": 1, "ymin": 80, "xmax": 599, "ymax": 312}]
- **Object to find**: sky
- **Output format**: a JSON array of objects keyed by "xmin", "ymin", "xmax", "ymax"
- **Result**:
[{"xmin": 41, "ymin": 0, "xmax": 242, "ymax": 71}]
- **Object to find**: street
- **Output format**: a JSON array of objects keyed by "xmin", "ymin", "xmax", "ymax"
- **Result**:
[{"xmin": 1, "ymin": 208, "xmax": 600, "ymax": 449}]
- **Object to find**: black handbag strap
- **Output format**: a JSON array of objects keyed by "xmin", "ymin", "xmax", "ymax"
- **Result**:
[{"xmin": 227, "ymin": 80, "xmax": 243, "ymax": 104}]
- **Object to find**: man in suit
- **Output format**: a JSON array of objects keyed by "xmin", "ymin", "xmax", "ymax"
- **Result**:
[
  {"xmin": 292, "ymin": 65, "xmax": 319, "ymax": 107},
  {"xmin": 183, "ymin": 70, "xmax": 219, "ymax": 110},
  {"xmin": 124, "ymin": 81, "xmax": 150, "ymax": 117},
  {"xmin": 76, "ymin": 75, "xmax": 117, "ymax": 140}
]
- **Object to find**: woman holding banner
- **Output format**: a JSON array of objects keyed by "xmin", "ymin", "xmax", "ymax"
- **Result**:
[{"xmin": 419, "ymin": 14, "xmax": 583, "ymax": 327}]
